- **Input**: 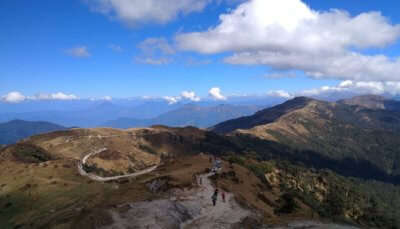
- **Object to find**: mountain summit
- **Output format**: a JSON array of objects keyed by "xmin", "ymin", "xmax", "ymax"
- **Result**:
[
  {"xmin": 212, "ymin": 95, "xmax": 400, "ymax": 178},
  {"xmin": 211, "ymin": 96, "xmax": 320, "ymax": 134}
]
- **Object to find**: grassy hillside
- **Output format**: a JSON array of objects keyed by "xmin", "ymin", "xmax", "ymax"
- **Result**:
[
  {"xmin": 2, "ymin": 106, "xmax": 400, "ymax": 228},
  {"xmin": 212, "ymin": 97, "xmax": 400, "ymax": 179}
]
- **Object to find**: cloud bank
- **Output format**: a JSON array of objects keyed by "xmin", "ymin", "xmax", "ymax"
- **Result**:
[
  {"xmin": 267, "ymin": 80, "xmax": 400, "ymax": 100},
  {"xmin": 176, "ymin": 0, "xmax": 400, "ymax": 82},
  {"xmin": 1, "ymin": 92, "xmax": 80, "ymax": 103}
]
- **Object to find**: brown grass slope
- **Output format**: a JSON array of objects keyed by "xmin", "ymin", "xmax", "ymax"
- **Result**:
[{"xmin": 212, "ymin": 96, "xmax": 400, "ymax": 177}]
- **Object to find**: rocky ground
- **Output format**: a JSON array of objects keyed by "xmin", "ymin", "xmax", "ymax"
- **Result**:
[
  {"xmin": 102, "ymin": 173, "xmax": 252, "ymax": 229},
  {"xmin": 101, "ymin": 172, "xmax": 360, "ymax": 229}
]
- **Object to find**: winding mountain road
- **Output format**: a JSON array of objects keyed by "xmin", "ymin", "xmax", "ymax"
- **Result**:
[{"xmin": 77, "ymin": 148, "xmax": 158, "ymax": 182}]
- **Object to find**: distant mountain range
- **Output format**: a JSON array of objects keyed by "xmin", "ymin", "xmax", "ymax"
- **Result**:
[
  {"xmin": 0, "ymin": 101, "xmax": 184, "ymax": 127},
  {"xmin": 103, "ymin": 104, "xmax": 265, "ymax": 128},
  {"xmin": 0, "ymin": 120, "xmax": 66, "ymax": 145},
  {"xmin": 0, "ymin": 98, "xmax": 279, "ymax": 128},
  {"xmin": 338, "ymin": 94, "xmax": 400, "ymax": 111}
]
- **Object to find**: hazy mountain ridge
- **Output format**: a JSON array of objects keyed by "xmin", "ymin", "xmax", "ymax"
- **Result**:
[
  {"xmin": 0, "ymin": 120, "xmax": 66, "ymax": 145},
  {"xmin": 104, "ymin": 104, "xmax": 265, "ymax": 128},
  {"xmin": 338, "ymin": 95, "xmax": 400, "ymax": 111},
  {"xmin": 0, "ymin": 99, "xmax": 277, "ymax": 128},
  {"xmin": 0, "ymin": 101, "xmax": 187, "ymax": 127}
]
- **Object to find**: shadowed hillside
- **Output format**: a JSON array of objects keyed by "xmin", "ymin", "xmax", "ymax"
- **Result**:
[
  {"xmin": 212, "ymin": 96, "xmax": 400, "ymax": 178},
  {"xmin": 0, "ymin": 120, "xmax": 66, "ymax": 145}
]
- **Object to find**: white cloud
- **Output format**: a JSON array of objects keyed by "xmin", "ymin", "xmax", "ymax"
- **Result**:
[
  {"xmin": 109, "ymin": 44, "xmax": 123, "ymax": 52},
  {"xmin": 136, "ymin": 37, "xmax": 175, "ymax": 65},
  {"xmin": 1, "ymin": 91, "xmax": 26, "ymax": 103},
  {"xmin": 339, "ymin": 80, "xmax": 353, "ymax": 88},
  {"xmin": 1, "ymin": 92, "xmax": 79, "ymax": 103},
  {"xmin": 181, "ymin": 91, "xmax": 201, "ymax": 102},
  {"xmin": 163, "ymin": 96, "xmax": 181, "ymax": 105},
  {"xmin": 267, "ymin": 90, "xmax": 294, "ymax": 99},
  {"xmin": 209, "ymin": 87, "xmax": 227, "ymax": 100},
  {"xmin": 176, "ymin": 0, "xmax": 400, "ymax": 81},
  {"xmin": 65, "ymin": 46, "xmax": 91, "ymax": 58},
  {"xmin": 33, "ymin": 92, "xmax": 79, "ymax": 101},
  {"xmin": 298, "ymin": 80, "xmax": 400, "ymax": 97},
  {"xmin": 86, "ymin": 0, "xmax": 212, "ymax": 25},
  {"xmin": 102, "ymin": 96, "xmax": 112, "ymax": 101},
  {"xmin": 163, "ymin": 90, "xmax": 202, "ymax": 104}
]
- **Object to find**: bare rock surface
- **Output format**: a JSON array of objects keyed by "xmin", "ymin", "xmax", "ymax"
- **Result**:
[{"xmin": 102, "ymin": 173, "xmax": 252, "ymax": 229}]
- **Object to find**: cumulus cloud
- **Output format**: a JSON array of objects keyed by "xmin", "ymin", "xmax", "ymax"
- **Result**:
[
  {"xmin": 209, "ymin": 87, "xmax": 226, "ymax": 100},
  {"xmin": 136, "ymin": 37, "xmax": 175, "ymax": 65},
  {"xmin": 65, "ymin": 46, "xmax": 91, "ymax": 58},
  {"xmin": 181, "ymin": 91, "xmax": 201, "ymax": 102},
  {"xmin": 163, "ymin": 96, "xmax": 181, "ymax": 105},
  {"xmin": 267, "ymin": 90, "xmax": 294, "ymax": 99},
  {"xmin": 163, "ymin": 90, "xmax": 201, "ymax": 104},
  {"xmin": 1, "ymin": 91, "xmax": 26, "ymax": 103},
  {"xmin": 86, "ymin": 0, "xmax": 212, "ymax": 25},
  {"xmin": 176, "ymin": 0, "xmax": 400, "ymax": 81}
]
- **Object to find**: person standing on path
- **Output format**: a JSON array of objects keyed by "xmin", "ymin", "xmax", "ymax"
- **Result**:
[
  {"xmin": 212, "ymin": 192, "xmax": 217, "ymax": 206},
  {"xmin": 222, "ymin": 192, "xmax": 226, "ymax": 202},
  {"xmin": 192, "ymin": 174, "xmax": 197, "ymax": 185}
]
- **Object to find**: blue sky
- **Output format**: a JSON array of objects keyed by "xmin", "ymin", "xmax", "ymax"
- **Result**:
[{"xmin": 1, "ymin": 0, "xmax": 400, "ymax": 103}]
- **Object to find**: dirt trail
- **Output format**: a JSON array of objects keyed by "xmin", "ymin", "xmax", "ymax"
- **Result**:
[
  {"xmin": 77, "ymin": 148, "xmax": 158, "ymax": 182},
  {"xmin": 179, "ymin": 173, "xmax": 251, "ymax": 228}
]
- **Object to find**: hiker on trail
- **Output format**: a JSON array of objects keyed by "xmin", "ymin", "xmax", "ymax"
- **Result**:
[
  {"xmin": 212, "ymin": 193, "xmax": 217, "ymax": 206},
  {"xmin": 199, "ymin": 176, "xmax": 202, "ymax": 185},
  {"xmin": 222, "ymin": 192, "xmax": 226, "ymax": 202},
  {"xmin": 192, "ymin": 174, "xmax": 197, "ymax": 185},
  {"xmin": 214, "ymin": 188, "xmax": 219, "ymax": 197}
]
